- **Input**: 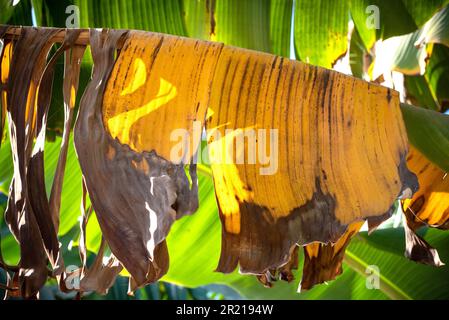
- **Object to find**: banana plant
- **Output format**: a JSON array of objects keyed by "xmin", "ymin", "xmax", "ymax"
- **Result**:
[{"xmin": 0, "ymin": 0, "xmax": 448, "ymax": 300}]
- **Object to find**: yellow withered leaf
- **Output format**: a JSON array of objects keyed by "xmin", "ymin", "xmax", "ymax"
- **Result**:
[
  {"xmin": 103, "ymin": 31, "xmax": 223, "ymax": 162},
  {"xmin": 207, "ymin": 46, "xmax": 418, "ymax": 275},
  {"xmin": 401, "ymin": 147, "xmax": 448, "ymax": 266},
  {"xmin": 402, "ymin": 147, "xmax": 449, "ymax": 228},
  {"xmin": 300, "ymin": 221, "xmax": 364, "ymax": 291}
]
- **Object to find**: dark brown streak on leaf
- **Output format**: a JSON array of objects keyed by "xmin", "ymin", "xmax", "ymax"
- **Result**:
[{"xmin": 73, "ymin": 29, "xmax": 133, "ymax": 295}]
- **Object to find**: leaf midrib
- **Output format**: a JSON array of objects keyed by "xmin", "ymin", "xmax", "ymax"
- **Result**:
[{"xmin": 344, "ymin": 250, "xmax": 412, "ymax": 300}]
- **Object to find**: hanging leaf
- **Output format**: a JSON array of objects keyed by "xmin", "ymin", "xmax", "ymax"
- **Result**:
[
  {"xmin": 401, "ymin": 147, "xmax": 448, "ymax": 265},
  {"xmin": 1, "ymin": 27, "xmax": 60, "ymax": 298},
  {"xmin": 300, "ymin": 221, "xmax": 364, "ymax": 291},
  {"xmin": 207, "ymin": 45, "xmax": 417, "ymax": 277},
  {"xmin": 74, "ymin": 29, "xmax": 222, "ymax": 292}
]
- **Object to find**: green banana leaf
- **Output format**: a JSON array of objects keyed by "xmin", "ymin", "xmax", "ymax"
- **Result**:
[
  {"xmin": 404, "ymin": 75, "xmax": 441, "ymax": 111},
  {"xmin": 404, "ymin": 44, "xmax": 449, "ymax": 112},
  {"xmin": 423, "ymin": 44, "xmax": 449, "ymax": 110},
  {"xmin": 370, "ymin": 5, "xmax": 449, "ymax": 78},
  {"xmin": 294, "ymin": 0, "xmax": 348, "ymax": 68},
  {"xmin": 369, "ymin": 5, "xmax": 449, "ymax": 111},
  {"xmin": 400, "ymin": 103, "xmax": 449, "ymax": 173},
  {"xmin": 350, "ymin": 0, "xmax": 449, "ymax": 51},
  {"xmin": 0, "ymin": 0, "xmax": 33, "ymax": 25},
  {"xmin": 416, "ymin": 4, "xmax": 449, "ymax": 47},
  {"xmin": 349, "ymin": 25, "xmax": 367, "ymax": 79},
  {"xmin": 292, "ymin": 0, "xmax": 449, "ymax": 69},
  {"xmin": 209, "ymin": 0, "xmax": 290, "ymax": 56}
]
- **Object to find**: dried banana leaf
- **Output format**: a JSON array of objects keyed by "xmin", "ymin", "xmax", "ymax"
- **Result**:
[
  {"xmin": 1, "ymin": 27, "xmax": 86, "ymax": 297},
  {"xmin": 74, "ymin": 29, "xmax": 222, "ymax": 290},
  {"xmin": 300, "ymin": 221, "xmax": 364, "ymax": 291},
  {"xmin": 0, "ymin": 26, "xmax": 420, "ymax": 296},
  {"xmin": 207, "ymin": 46, "xmax": 418, "ymax": 276},
  {"xmin": 49, "ymin": 39, "xmax": 86, "ymax": 230},
  {"xmin": 402, "ymin": 147, "xmax": 448, "ymax": 266},
  {"xmin": 2, "ymin": 27, "xmax": 59, "ymax": 298}
]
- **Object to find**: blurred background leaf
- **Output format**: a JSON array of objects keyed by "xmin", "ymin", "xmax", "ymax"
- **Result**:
[
  {"xmin": 400, "ymin": 103, "xmax": 449, "ymax": 172},
  {"xmin": 294, "ymin": 0, "xmax": 348, "ymax": 68}
]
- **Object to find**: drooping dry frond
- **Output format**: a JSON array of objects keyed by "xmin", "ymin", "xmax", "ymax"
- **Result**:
[
  {"xmin": 300, "ymin": 222, "xmax": 364, "ymax": 291},
  {"xmin": 207, "ymin": 45, "xmax": 418, "ymax": 276},
  {"xmin": 2, "ymin": 27, "xmax": 61, "ymax": 298},
  {"xmin": 402, "ymin": 147, "xmax": 448, "ymax": 266}
]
